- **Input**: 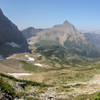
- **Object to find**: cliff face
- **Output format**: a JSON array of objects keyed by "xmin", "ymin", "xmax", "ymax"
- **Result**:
[{"xmin": 0, "ymin": 8, "xmax": 28, "ymax": 57}]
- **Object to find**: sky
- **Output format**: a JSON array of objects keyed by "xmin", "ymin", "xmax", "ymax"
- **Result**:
[{"xmin": 0, "ymin": 0, "xmax": 100, "ymax": 30}]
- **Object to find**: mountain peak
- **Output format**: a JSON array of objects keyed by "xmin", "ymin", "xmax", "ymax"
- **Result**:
[
  {"xmin": 27, "ymin": 27, "xmax": 35, "ymax": 30},
  {"xmin": 0, "ymin": 8, "xmax": 3, "ymax": 15},
  {"xmin": 0, "ymin": 8, "xmax": 28, "ymax": 57},
  {"xmin": 63, "ymin": 20, "xmax": 70, "ymax": 24}
]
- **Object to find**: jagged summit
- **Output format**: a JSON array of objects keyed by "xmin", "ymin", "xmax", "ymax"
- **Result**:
[{"xmin": 28, "ymin": 20, "xmax": 87, "ymax": 46}]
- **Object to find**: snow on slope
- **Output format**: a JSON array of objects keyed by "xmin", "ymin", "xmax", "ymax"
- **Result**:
[{"xmin": 6, "ymin": 42, "xmax": 20, "ymax": 48}]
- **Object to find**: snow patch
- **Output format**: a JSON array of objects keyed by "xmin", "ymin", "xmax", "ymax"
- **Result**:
[
  {"xmin": 34, "ymin": 63, "xmax": 42, "ymax": 67},
  {"xmin": 25, "ymin": 55, "xmax": 29, "ymax": 57},
  {"xmin": 6, "ymin": 42, "xmax": 20, "ymax": 48},
  {"xmin": 26, "ymin": 57, "xmax": 35, "ymax": 61},
  {"xmin": 25, "ymin": 55, "xmax": 35, "ymax": 61},
  {"xmin": 8, "ymin": 73, "xmax": 32, "ymax": 78}
]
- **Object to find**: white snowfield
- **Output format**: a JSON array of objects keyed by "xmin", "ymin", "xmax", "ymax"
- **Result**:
[
  {"xmin": 25, "ymin": 55, "xmax": 35, "ymax": 61},
  {"xmin": 26, "ymin": 57, "xmax": 35, "ymax": 61},
  {"xmin": 6, "ymin": 42, "xmax": 20, "ymax": 48},
  {"xmin": 8, "ymin": 73, "xmax": 32, "ymax": 78},
  {"xmin": 34, "ymin": 63, "xmax": 42, "ymax": 67}
]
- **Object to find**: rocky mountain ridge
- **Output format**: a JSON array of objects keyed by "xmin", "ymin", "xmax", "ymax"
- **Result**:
[
  {"xmin": 22, "ymin": 27, "xmax": 43, "ymax": 39},
  {"xmin": 25, "ymin": 20, "xmax": 100, "ymax": 58},
  {"xmin": 27, "ymin": 20, "xmax": 87, "ymax": 45},
  {"xmin": 0, "ymin": 8, "xmax": 28, "ymax": 57}
]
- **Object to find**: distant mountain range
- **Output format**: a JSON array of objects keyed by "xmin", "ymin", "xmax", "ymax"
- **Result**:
[
  {"xmin": 0, "ymin": 8, "xmax": 28, "ymax": 57},
  {"xmin": 84, "ymin": 32, "xmax": 100, "ymax": 50},
  {"xmin": 93, "ymin": 30, "xmax": 100, "ymax": 34},
  {"xmin": 0, "ymin": 8, "xmax": 100, "ymax": 59},
  {"xmin": 22, "ymin": 20, "xmax": 100, "ymax": 58},
  {"xmin": 79, "ymin": 30, "xmax": 100, "ymax": 49},
  {"xmin": 80, "ymin": 30, "xmax": 100, "ymax": 34},
  {"xmin": 22, "ymin": 27, "xmax": 43, "ymax": 39},
  {"xmin": 23, "ymin": 20, "xmax": 87, "ymax": 45}
]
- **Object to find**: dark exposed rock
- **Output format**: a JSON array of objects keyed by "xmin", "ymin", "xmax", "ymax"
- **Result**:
[
  {"xmin": 0, "ymin": 91, "xmax": 14, "ymax": 100},
  {"xmin": 0, "ymin": 8, "xmax": 28, "ymax": 57}
]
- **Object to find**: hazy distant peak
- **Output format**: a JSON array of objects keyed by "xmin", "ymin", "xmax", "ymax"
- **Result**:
[
  {"xmin": 26, "ymin": 27, "xmax": 35, "ymax": 30},
  {"xmin": 54, "ymin": 20, "xmax": 72, "ymax": 28},
  {"xmin": 25, "ymin": 27, "xmax": 44, "ymax": 30},
  {"xmin": 63, "ymin": 20, "xmax": 70, "ymax": 24},
  {"xmin": 22, "ymin": 27, "xmax": 44, "ymax": 39}
]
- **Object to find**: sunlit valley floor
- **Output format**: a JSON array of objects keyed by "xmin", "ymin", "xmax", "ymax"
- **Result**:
[{"xmin": 1, "ymin": 52, "xmax": 100, "ymax": 100}]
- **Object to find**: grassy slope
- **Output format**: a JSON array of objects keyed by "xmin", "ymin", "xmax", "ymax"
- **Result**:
[
  {"xmin": 1, "ymin": 59, "xmax": 100, "ymax": 100},
  {"xmin": 21, "ymin": 59, "xmax": 100, "ymax": 84},
  {"xmin": 20, "ymin": 59, "xmax": 100, "ymax": 99},
  {"xmin": 1, "ymin": 73, "xmax": 100, "ymax": 100},
  {"xmin": 0, "ymin": 73, "xmax": 51, "ymax": 100}
]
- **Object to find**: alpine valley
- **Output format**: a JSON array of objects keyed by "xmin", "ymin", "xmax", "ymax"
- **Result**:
[{"xmin": 1, "ymin": 8, "xmax": 100, "ymax": 100}]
